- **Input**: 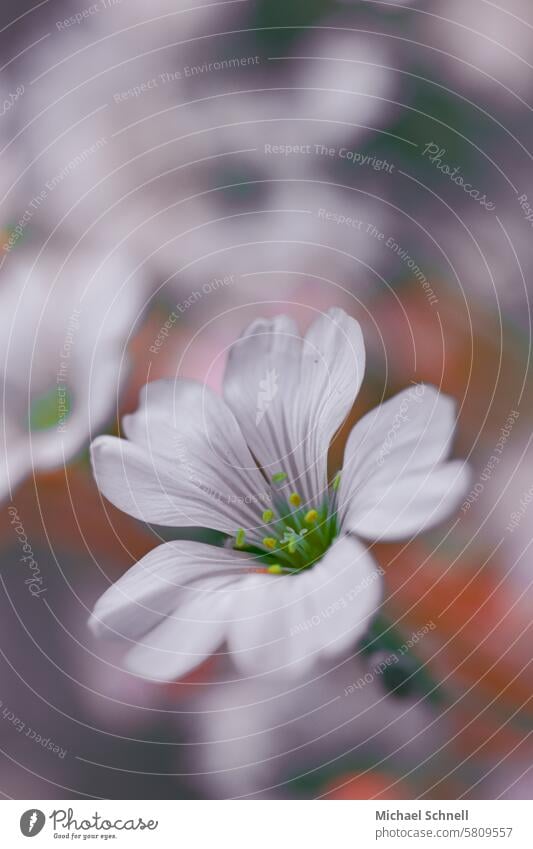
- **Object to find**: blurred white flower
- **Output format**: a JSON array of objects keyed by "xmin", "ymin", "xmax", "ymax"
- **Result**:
[
  {"xmin": 0, "ymin": 248, "xmax": 145, "ymax": 498},
  {"xmin": 473, "ymin": 760, "xmax": 533, "ymax": 800},
  {"xmin": 340, "ymin": 0, "xmax": 416, "ymax": 7},
  {"xmin": 89, "ymin": 307, "xmax": 468, "ymax": 681},
  {"xmin": 393, "ymin": 196, "xmax": 533, "ymax": 319},
  {"xmin": 182, "ymin": 657, "xmax": 450, "ymax": 799},
  {"xmin": 124, "ymin": 0, "xmax": 240, "ymax": 28},
  {"xmin": 481, "ymin": 433, "xmax": 533, "ymax": 605},
  {"xmin": 153, "ymin": 29, "xmax": 394, "ymax": 293},
  {"xmin": 424, "ymin": 0, "xmax": 533, "ymax": 101},
  {"xmin": 19, "ymin": 21, "xmax": 393, "ymax": 301},
  {"xmin": 0, "ymin": 77, "xmax": 22, "ymax": 235}
]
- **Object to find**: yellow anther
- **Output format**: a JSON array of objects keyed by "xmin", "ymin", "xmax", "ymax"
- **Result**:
[
  {"xmin": 289, "ymin": 492, "xmax": 301, "ymax": 508},
  {"xmin": 262, "ymin": 509, "xmax": 274, "ymax": 523},
  {"xmin": 304, "ymin": 509, "xmax": 319, "ymax": 524},
  {"xmin": 267, "ymin": 564, "xmax": 283, "ymax": 575},
  {"xmin": 263, "ymin": 537, "xmax": 277, "ymax": 550},
  {"xmin": 235, "ymin": 529, "xmax": 246, "ymax": 548}
]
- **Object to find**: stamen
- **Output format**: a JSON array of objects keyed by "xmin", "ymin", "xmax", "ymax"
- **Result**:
[
  {"xmin": 235, "ymin": 528, "xmax": 246, "ymax": 548},
  {"xmin": 252, "ymin": 482, "xmax": 340, "ymax": 576}
]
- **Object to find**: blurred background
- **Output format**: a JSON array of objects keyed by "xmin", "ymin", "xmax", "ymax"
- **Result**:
[{"xmin": 0, "ymin": 0, "xmax": 532, "ymax": 799}]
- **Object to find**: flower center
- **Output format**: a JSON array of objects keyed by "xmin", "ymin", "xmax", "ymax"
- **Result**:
[
  {"xmin": 233, "ymin": 473, "xmax": 341, "ymax": 574},
  {"xmin": 29, "ymin": 385, "xmax": 72, "ymax": 431}
]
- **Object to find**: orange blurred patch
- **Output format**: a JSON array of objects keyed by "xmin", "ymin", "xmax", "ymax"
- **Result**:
[
  {"xmin": 0, "ymin": 465, "xmax": 154, "ymax": 576},
  {"xmin": 320, "ymin": 771, "xmax": 413, "ymax": 800}
]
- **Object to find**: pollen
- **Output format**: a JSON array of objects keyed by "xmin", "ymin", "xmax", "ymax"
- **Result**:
[
  {"xmin": 267, "ymin": 564, "xmax": 283, "ymax": 575},
  {"xmin": 262, "ymin": 509, "xmax": 274, "ymax": 523},
  {"xmin": 289, "ymin": 492, "xmax": 301, "ymax": 508},
  {"xmin": 235, "ymin": 528, "xmax": 246, "ymax": 548},
  {"xmin": 262, "ymin": 537, "xmax": 277, "ymax": 550},
  {"xmin": 304, "ymin": 509, "xmax": 319, "ymax": 524}
]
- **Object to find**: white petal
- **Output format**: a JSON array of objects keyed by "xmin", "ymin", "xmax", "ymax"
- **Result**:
[
  {"xmin": 338, "ymin": 384, "xmax": 461, "ymax": 532},
  {"xmin": 304, "ymin": 536, "xmax": 382, "ymax": 660},
  {"xmin": 345, "ymin": 461, "xmax": 470, "ymax": 542},
  {"xmin": 89, "ymin": 541, "xmax": 257, "ymax": 681},
  {"xmin": 124, "ymin": 593, "xmax": 229, "ymax": 682},
  {"xmin": 226, "ymin": 573, "xmax": 290, "ymax": 676},
  {"xmin": 228, "ymin": 536, "xmax": 381, "ymax": 676},
  {"xmin": 89, "ymin": 540, "xmax": 252, "ymax": 638},
  {"xmin": 92, "ymin": 380, "xmax": 269, "ymax": 535},
  {"xmin": 223, "ymin": 308, "xmax": 365, "ymax": 507}
]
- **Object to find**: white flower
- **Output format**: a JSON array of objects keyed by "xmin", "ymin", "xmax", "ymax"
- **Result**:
[
  {"xmin": 0, "ymin": 248, "xmax": 145, "ymax": 498},
  {"xmin": 89, "ymin": 307, "xmax": 469, "ymax": 681}
]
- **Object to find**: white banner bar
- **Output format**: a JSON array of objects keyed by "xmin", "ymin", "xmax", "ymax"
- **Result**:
[{"xmin": 1, "ymin": 800, "xmax": 530, "ymax": 847}]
